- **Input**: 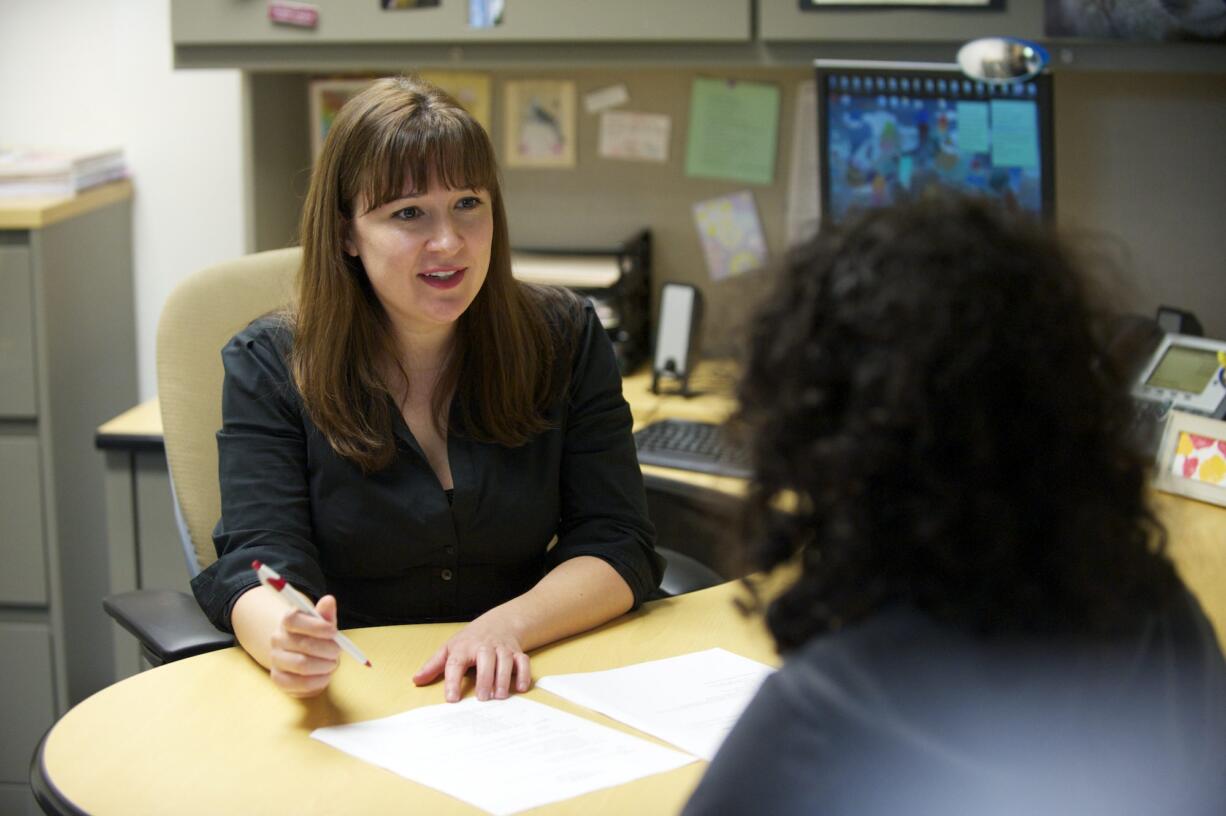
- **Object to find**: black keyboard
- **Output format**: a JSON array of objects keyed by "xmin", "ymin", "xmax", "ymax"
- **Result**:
[{"xmin": 634, "ymin": 419, "xmax": 752, "ymax": 479}]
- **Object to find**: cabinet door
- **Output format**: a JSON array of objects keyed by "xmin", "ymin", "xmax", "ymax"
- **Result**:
[
  {"xmin": 0, "ymin": 437, "xmax": 47, "ymax": 604},
  {"xmin": 172, "ymin": 0, "xmax": 750, "ymax": 44},
  {"xmin": 0, "ymin": 244, "xmax": 38, "ymax": 417},
  {"xmin": 758, "ymin": 0, "xmax": 1043, "ymax": 42},
  {"xmin": 0, "ymin": 623, "xmax": 56, "ymax": 784}
]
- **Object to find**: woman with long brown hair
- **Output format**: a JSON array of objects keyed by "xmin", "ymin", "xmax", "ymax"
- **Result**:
[{"xmin": 191, "ymin": 76, "xmax": 662, "ymax": 701}]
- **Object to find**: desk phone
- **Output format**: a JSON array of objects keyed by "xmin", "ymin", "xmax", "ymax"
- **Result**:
[
  {"xmin": 1132, "ymin": 333, "xmax": 1226, "ymax": 420},
  {"xmin": 1127, "ymin": 333, "xmax": 1225, "ymax": 456}
]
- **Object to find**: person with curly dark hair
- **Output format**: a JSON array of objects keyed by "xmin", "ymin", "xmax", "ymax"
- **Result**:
[{"xmin": 684, "ymin": 196, "xmax": 1226, "ymax": 815}]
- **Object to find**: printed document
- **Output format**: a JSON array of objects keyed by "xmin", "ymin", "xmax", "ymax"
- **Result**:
[
  {"xmin": 537, "ymin": 648, "xmax": 776, "ymax": 760},
  {"xmin": 311, "ymin": 696, "xmax": 695, "ymax": 815}
]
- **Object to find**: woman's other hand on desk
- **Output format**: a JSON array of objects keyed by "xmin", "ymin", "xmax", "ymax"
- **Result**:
[
  {"xmin": 412, "ymin": 612, "xmax": 531, "ymax": 703},
  {"xmin": 232, "ymin": 586, "xmax": 341, "ymax": 698},
  {"xmin": 410, "ymin": 557, "xmax": 635, "ymax": 702}
]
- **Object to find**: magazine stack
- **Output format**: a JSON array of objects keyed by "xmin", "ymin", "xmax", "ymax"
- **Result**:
[{"xmin": 0, "ymin": 147, "xmax": 127, "ymax": 198}]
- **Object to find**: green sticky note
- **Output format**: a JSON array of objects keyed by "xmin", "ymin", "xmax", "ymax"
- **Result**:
[
  {"xmin": 956, "ymin": 101, "xmax": 990, "ymax": 155},
  {"xmin": 685, "ymin": 78, "xmax": 781, "ymax": 186},
  {"xmin": 990, "ymin": 100, "xmax": 1039, "ymax": 169}
]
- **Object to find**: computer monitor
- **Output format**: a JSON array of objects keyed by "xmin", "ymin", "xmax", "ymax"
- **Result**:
[{"xmin": 815, "ymin": 60, "xmax": 1055, "ymax": 226}]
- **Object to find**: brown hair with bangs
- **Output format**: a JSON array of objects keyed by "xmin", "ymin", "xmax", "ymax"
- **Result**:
[{"xmin": 294, "ymin": 75, "xmax": 571, "ymax": 472}]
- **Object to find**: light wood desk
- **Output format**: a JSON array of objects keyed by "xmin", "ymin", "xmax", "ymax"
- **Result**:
[{"xmin": 35, "ymin": 579, "xmax": 777, "ymax": 815}]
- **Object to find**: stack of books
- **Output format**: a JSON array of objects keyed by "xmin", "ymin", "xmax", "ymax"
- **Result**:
[{"xmin": 0, "ymin": 146, "xmax": 127, "ymax": 198}]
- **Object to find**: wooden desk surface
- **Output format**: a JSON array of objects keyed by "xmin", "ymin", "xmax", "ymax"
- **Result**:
[
  {"xmin": 1154, "ymin": 492, "xmax": 1226, "ymax": 646},
  {"xmin": 40, "ymin": 580, "xmax": 777, "ymax": 815},
  {"xmin": 42, "ymin": 495, "xmax": 1225, "ymax": 814}
]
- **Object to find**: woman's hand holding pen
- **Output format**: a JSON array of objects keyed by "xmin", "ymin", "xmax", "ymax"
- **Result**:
[
  {"xmin": 412, "ymin": 612, "xmax": 532, "ymax": 703},
  {"xmin": 232, "ymin": 585, "xmax": 342, "ymax": 699},
  {"xmin": 268, "ymin": 594, "xmax": 342, "ymax": 698}
]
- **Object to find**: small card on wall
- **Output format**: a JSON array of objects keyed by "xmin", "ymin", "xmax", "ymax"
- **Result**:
[
  {"xmin": 598, "ymin": 112, "xmax": 671, "ymax": 163},
  {"xmin": 584, "ymin": 84, "xmax": 630, "ymax": 114}
]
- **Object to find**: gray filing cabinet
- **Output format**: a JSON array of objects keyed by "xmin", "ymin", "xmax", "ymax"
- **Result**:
[{"xmin": 0, "ymin": 181, "xmax": 136, "ymax": 811}]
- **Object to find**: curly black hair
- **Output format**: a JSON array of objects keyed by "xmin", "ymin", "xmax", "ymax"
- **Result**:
[{"xmin": 737, "ymin": 196, "xmax": 1179, "ymax": 652}]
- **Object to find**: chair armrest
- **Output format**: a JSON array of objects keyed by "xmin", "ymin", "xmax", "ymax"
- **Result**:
[
  {"xmin": 655, "ymin": 546, "xmax": 727, "ymax": 598},
  {"xmin": 103, "ymin": 589, "xmax": 234, "ymax": 666}
]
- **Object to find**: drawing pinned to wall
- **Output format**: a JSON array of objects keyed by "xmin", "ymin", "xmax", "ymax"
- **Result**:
[
  {"xmin": 598, "ymin": 112, "xmax": 671, "ymax": 163},
  {"xmin": 469, "ymin": 0, "xmax": 505, "ymax": 28},
  {"xmin": 1045, "ymin": 0, "xmax": 1226, "ymax": 40},
  {"xmin": 309, "ymin": 78, "xmax": 371, "ymax": 158},
  {"xmin": 504, "ymin": 80, "xmax": 577, "ymax": 168},
  {"xmin": 419, "ymin": 71, "xmax": 493, "ymax": 133},
  {"xmin": 692, "ymin": 191, "xmax": 769, "ymax": 282},
  {"xmin": 685, "ymin": 78, "xmax": 780, "ymax": 186}
]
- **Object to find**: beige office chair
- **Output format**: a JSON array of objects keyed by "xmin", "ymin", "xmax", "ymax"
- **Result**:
[
  {"xmin": 104, "ymin": 247, "xmax": 736, "ymax": 665},
  {"xmin": 104, "ymin": 248, "xmax": 300, "ymax": 665}
]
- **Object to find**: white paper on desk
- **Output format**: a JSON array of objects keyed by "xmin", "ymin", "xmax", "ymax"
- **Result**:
[
  {"xmin": 537, "ymin": 648, "xmax": 775, "ymax": 760},
  {"xmin": 310, "ymin": 696, "xmax": 695, "ymax": 815}
]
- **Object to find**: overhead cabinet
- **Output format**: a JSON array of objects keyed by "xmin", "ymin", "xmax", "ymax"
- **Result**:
[
  {"xmin": 757, "ymin": 1, "xmax": 1043, "ymax": 43},
  {"xmin": 171, "ymin": 0, "xmax": 751, "ymax": 46}
]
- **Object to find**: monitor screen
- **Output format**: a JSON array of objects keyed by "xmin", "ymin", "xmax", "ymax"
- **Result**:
[{"xmin": 815, "ymin": 60, "xmax": 1054, "ymax": 225}]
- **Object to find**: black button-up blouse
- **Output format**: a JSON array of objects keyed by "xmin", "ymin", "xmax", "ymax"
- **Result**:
[{"xmin": 191, "ymin": 299, "xmax": 663, "ymax": 631}]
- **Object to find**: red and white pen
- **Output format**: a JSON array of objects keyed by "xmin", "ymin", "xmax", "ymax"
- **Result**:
[{"xmin": 251, "ymin": 560, "xmax": 372, "ymax": 668}]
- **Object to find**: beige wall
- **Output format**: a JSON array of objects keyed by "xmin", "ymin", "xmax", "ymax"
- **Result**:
[{"xmin": 1055, "ymin": 71, "xmax": 1226, "ymax": 338}]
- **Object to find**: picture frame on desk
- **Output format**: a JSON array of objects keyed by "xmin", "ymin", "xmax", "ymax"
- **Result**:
[{"xmin": 1153, "ymin": 410, "xmax": 1226, "ymax": 508}]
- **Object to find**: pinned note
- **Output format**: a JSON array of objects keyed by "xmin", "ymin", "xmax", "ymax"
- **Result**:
[
  {"xmin": 685, "ymin": 78, "xmax": 781, "ymax": 185},
  {"xmin": 598, "ymin": 111, "xmax": 671, "ymax": 162}
]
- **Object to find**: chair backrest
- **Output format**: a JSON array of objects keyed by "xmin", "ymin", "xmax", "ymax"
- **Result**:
[{"xmin": 156, "ymin": 248, "xmax": 300, "ymax": 571}]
